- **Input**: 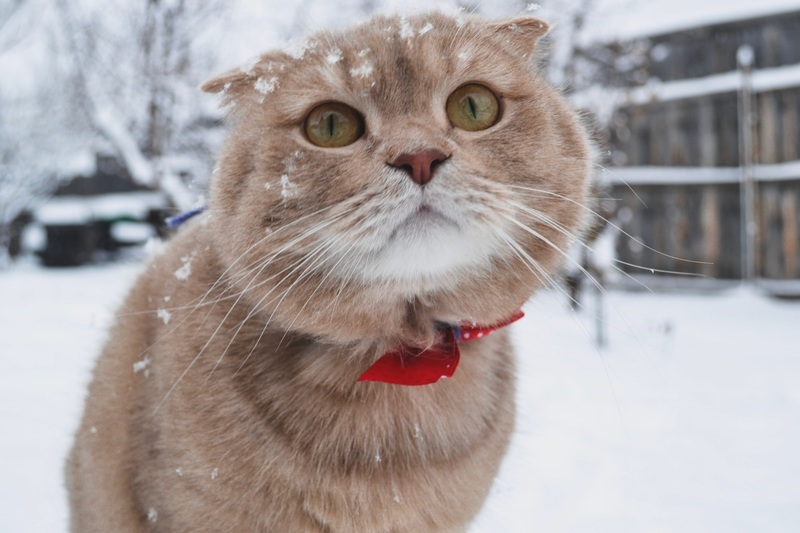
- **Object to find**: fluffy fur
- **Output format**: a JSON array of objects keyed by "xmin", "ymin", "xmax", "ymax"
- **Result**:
[{"xmin": 67, "ymin": 12, "xmax": 591, "ymax": 532}]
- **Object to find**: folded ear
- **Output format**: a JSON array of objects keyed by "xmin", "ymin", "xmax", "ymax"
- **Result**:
[
  {"xmin": 200, "ymin": 51, "xmax": 290, "ymax": 104},
  {"xmin": 489, "ymin": 17, "xmax": 550, "ymax": 58},
  {"xmin": 200, "ymin": 68, "xmax": 250, "ymax": 95}
]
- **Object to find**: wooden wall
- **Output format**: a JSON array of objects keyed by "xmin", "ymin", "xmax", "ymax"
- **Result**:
[
  {"xmin": 615, "ymin": 94, "xmax": 740, "ymax": 167},
  {"xmin": 759, "ymin": 180, "xmax": 800, "ymax": 278},
  {"xmin": 613, "ymin": 180, "xmax": 800, "ymax": 280},
  {"xmin": 599, "ymin": 10, "xmax": 800, "ymax": 281},
  {"xmin": 613, "ymin": 184, "xmax": 742, "ymax": 279},
  {"xmin": 645, "ymin": 11, "xmax": 800, "ymax": 82}
]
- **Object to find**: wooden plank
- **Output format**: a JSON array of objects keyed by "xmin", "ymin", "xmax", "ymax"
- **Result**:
[
  {"xmin": 651, "ymin": 108, "xmax": 667, "ymax": 166},
  {"xmin": 715, "ymin": 94, "xmax": 740, "ymax": 166},
  {"xmin": 782, "ymin": 189, "xmax": 797, "ymax": 277},
  {"xmin": 719, "ymin": 184, "xmax": 743, "ymax": 279},
  {"xmin": 698, "ymin": 97, "xmax": 718, "ymax": 166},
  {"xmin": 701, "ymin": 185, "xmax": 721, "ymax": 276},
  {"xmin": 759, "ymin": 184, "xmax": 781, "ymax": 278},
  {"xmin": 782, "ymin": 90, "xmax": 799, "ymax": 161},
  {"xmin": 758, "ymin": 92, "xmax": 779, "ymax": 164}
]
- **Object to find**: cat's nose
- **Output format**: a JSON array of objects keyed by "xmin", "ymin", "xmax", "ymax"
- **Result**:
[{"xmin": 389, "ymin": 149, "xmax": 449, "ymax": 186}]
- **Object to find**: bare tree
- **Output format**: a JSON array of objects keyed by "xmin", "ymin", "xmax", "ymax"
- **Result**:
[
  {"xmin": 52, "ymin": 0, "xmax": 227, "ymax": 208},
  {"xmin": 0, "ymin": 1, "xmax": 71, "ymax": 267}
]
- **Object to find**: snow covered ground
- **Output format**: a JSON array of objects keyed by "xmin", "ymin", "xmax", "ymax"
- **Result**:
[{"xmin": 1, "ymin": 259, "xmax": 799, "ymax": 532}]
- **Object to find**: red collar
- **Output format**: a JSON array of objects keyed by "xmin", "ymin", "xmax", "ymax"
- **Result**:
[{"xmin": 357, "ymin": 310, "xmax": 524, "ymax": 386}]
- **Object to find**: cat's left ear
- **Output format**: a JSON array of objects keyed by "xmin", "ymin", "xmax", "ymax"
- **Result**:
[
  {"xmin": 200, "ymin": 52, "xmax": 289, "ymax": 103},
  {"xmin": 200, "ymin": 69, "xmax": 249, "ymax": 96},
  {"xmin": 490, "ymin": 17, "xmax": 550, "ymax": 58}
]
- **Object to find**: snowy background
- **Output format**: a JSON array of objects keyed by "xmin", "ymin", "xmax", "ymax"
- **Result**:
[
  {"xmin": 2, "ymin": 259, "xmax": 799, "ymax": 532},
  {"xmin": 2, "ymin": 0, "xmax": 800, "ymax": 531}
]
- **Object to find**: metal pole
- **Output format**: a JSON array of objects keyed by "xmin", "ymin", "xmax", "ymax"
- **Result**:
[{"xmin": 737, "ymin": 45, "xmax": 756, "ymax": 284}]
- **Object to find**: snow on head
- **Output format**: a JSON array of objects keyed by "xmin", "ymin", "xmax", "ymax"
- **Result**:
[
  {"xmin": 254, "ymin": 76, "xmax": 279, "ymax": 96},
  {"xmin": 133, "ymin": 356, "xmax": 152, "ymax": 378},
  {"xmin": 174, "ymin": 253, "xmax": 195, "ymax": 281},
  {"xmin": 399, "ymin": 16, "xmax": 414, "ymax": 40},
  {"xmin": 284, "ymin": 38, "xmax": 316, "ymax": 59},
  {"xmin": 350, "ymin": 62, "xmax": 374, "ymax": 78},
  {"xmin": 280, "ymin": 174, "xmax": 297, "ymax": 200},
  {"xmin": 326, "ymin": 48, "xmax": 342, "ymax": 64},
  {"xmin": 418, "ymin": 22, "xmax": 433, "ymax": 36},
  {"xmin": 349, "ymin": 48, "xmax": 374, "ymax": 79},
  {"xmin": 156, "ymin": 308, "xmax": 171, "ymax": 325},
  {"xmin": 279, "ymin": 151, "xmax": 302, "ymax": 200}
]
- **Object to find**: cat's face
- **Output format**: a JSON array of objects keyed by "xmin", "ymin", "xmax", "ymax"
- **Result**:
[{"xmin": 203, "ymin": 13, "xmax": 590, "ymax": 339}]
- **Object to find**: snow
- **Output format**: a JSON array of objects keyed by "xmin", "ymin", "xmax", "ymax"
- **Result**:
[
  {"xmin": 474, "ymin": 285, "xmax": 800, "ymax": 532},
  {"xmin": 349, "ymin": 62, "xmax": 374, "ymax": 78},
  {"xmin": 280, "ymin": 174, "xmax": 297, "ymax": 200},
  {"xmin": 22, "ymin": 224, "xmax": 46, "ymax": 252},
  {"xmin": 56, "ymin": 150, "xmax": 97, "ymax": 180},
  {"xmin": 35, "ymin": 192, "xmax": 168, "ymax": 225},
  {"xmin": 283, "ymin": 38, "xmax": 314, "ymax": 60},
  {"xmin": 418, "ymin": 22, "xmax": 434, "ymax": 36},
  {"xmin": 93, "ymin": 107, "xmax": 155, "ymax": 188},
  {"xmin": 0, "ymin": 261, "xmax": 142, "ymax": 533},
  {"xmin": 156, "ymin": 307, "xmax": 172, "ymax": 325},
  {"xmin": 571, "ymin": 61, "xmax": 800, "ymax": 129},
  {"xmin": 174, "ymin": 253, "xmax": 194, "ymax": 281},
  {"xmin": 1, "ymin": 260, "xmax": 799, "ymax": 532},
  {"xmin": 0, "ymin": 2, "xmax": 54, "ymax": 99},
  {"xmin": 602, "ymin": 166, "xmax": 741, "ymax": 186},
  {"xmin": 603, "ymin": 160, "xmax": 800, "ymax": 186},
  {"xmin": 110, "ymin": 221, "xmax": 155, "ymax": 244},
  {"xmin": 254, "ymin": 76, "xmax": 279, "ymax": 96},
  {"xmin": 132, "ymin": 356, "xmax": 152, "ymax": 376},
  {"xmin": 35, "ymin": 200, "xmax": 94, "ymax": 225},
  {"xmin": 399, "ymin": 16, "xmax": 415, "ymax": 40},
  {"xmin": 623, "ymin": 63, "xmax": 800, "ymax": 106},
  {"xmin": 326, "ymin": 49, "xmax": 343, "ymax": 64}
]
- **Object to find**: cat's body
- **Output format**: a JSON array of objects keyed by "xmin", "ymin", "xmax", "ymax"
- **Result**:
[{"xmin": 67, "ymin": 12, "xmax": 591, "ymax": 532}]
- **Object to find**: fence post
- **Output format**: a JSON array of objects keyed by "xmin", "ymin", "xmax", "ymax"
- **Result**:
[{"xmin": 737, "ymin": 44, "xmax": 757, "ymax": 284}]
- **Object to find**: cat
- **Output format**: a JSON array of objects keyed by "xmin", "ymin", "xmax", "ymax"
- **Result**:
[{"xmin": 66, "ymin": 11, "xmax": 591, "ymax": 532}]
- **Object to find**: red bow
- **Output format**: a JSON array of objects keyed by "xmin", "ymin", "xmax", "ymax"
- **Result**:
[{"xmin": 357, "ymin": 310, "xmax": 524, "ymax": 386}]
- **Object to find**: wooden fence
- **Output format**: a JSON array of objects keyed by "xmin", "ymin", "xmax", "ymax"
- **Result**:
[
  {"xmin": 594, "ymin": 9, "xmax": 800, "ymax": 282},
  {"xmin": 611, "ymin": 179, "xmax": 800, "ymax": 280}
]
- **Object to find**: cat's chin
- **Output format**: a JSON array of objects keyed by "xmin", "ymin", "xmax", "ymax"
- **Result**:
[{"xmin": 352, "ymin": 212, "xmax": 502, "ymax": 285}]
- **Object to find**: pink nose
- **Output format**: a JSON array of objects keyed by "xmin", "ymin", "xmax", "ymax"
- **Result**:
[{"xmin": 389, "ymin": 149, "xmax": 449, "ymax": 186}]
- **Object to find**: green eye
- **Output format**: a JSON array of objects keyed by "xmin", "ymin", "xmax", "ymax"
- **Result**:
[
  {"xmin": 304, "ymin": 102, "xmax": 364, "ymax": 147},
  {"xmin": 446, "ymin": 83, "xmax": 501, "ymax": 131}
]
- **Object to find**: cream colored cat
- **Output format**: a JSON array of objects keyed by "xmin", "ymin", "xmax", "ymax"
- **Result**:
[{"xmin": 67, "ymin": 12, "xmax": 591, "ymax": 532}]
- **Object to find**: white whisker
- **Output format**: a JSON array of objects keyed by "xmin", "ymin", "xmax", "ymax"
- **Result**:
[
  {"xmin": 508, "ymin": 184, "xmax": 712, "ymax": 266},
  {"xmin": 156, "ymin": 207, "xmax": 353, "ymax": 409}
]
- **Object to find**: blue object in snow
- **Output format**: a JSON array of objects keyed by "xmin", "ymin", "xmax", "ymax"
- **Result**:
[{"xmin": 166, "ymin": 206, "xmax": 206, "ymax": 229}]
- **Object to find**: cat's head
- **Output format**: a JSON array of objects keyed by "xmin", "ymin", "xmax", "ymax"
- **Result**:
[{"xmin": 202, "ymin": 12, "xmax": 591, "ymax": 343}]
